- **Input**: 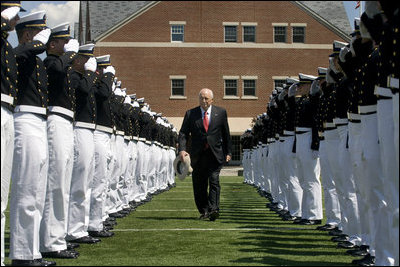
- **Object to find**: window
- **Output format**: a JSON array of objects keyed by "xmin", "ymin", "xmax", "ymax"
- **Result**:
[
  {"xmin": 171, "ymin": 25, "xmax": 184, "ymax": 42},
  {"xmin": 274, "ymin": 79, "xmax": 286, "ymax": 89},
  {"xmin": 274, "ymin": 26, "xmax": 286, "ymax": 43},
  {"xmin": 224, "ymin": 79, "xmax": 238, "ymax": 96},
  {"xmin": 171, "ymin": 79, "xmax": 185, "ymax": 96},
  {"xmin": 243, "ymin": 26, "xmax": 256, "ymax": 42},
  {"xmin": 243, "ymin": 80, "xmax": 256, "ymax": 96},
  {"xmin": 292, "ymin": 26, "xmax": 305, "ymax": 43},
  {"xmin": 224, "ymin": 26, "xmax": 237, "ymax": 42}
]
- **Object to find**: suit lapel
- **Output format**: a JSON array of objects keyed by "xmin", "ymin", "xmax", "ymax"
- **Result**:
[
  {"xmin": 208, "ymin": 106, "xmax": 218, "ymax": 132},
  {"xmin": 195, "ymin": 106, "xmax": 205, "ymax": 132}
]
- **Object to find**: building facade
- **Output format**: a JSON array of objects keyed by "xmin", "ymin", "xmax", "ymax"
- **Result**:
[{"xmin": 78, "ymin": 1, "xmax": 351, "ymax": 164}]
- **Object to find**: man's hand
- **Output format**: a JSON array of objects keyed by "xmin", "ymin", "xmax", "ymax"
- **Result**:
[
  {"xmin": 226, "ymin": 155, "xmax": 231, "ymax": 163},
  {"xmin": 179, "ymin": 150, "xmax": 189, "ymax": 161}
]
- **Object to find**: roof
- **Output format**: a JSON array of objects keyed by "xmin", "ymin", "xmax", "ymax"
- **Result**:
[{"xmin": 78, "ymin": 1, "xmax": 351, "ymax": 43}]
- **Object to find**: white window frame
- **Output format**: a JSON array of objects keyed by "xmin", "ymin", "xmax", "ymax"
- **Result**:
[
  {"xmin": 169, "ymin": 75, "xmax": 187, "ymax": 99},
  {"xmin": 170, "ymin": 22, "xmax": 186, "ymax": 43}
]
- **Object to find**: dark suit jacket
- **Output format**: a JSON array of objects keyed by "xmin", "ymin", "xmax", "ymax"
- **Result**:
[{"xmin": 178, "ymin": 105, "xmax": 232, "ymax": 167}]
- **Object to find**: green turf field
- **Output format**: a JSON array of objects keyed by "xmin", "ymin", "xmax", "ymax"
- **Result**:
[{"xmin": 4, "ymin": 176, "xmax": 354, "ymax": 266}]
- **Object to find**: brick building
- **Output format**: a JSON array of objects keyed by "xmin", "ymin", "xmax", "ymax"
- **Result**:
[{"xmin": 77, "ymin": 1, "xmax": 351, "ymax": 164}]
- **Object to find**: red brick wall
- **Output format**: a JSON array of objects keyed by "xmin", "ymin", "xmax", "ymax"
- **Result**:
[{"xmin": 94, "ymin": 1, "xmax": 347, "ymax": 117}]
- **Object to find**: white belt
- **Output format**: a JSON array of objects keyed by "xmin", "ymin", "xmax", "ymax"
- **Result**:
[
  {"xmin": 283, "ymin": 130, "xmax": 295, "ymax": 135},
  {"xmin": 374, "ymin": 86, "xmax": 393, "ymax": 98},
  {"xmin": 132, "ymin": 136, "xmax": 139, "ymax": 141},
  {"xmin": 138, "ymin": 137, "xmax": 146, "ymax": 142},
  {"xmin": 318, "ymin": 131, "xmax": 324, "ymax": 138},
  {"xmin": 116, "ymin": 130, "xmax": 125, "ymax": 136},
  {"xmin": 171, "ymin": 147, "xmax": 176, "ymax": 151},
  {"xmin": 262, "ymin": 144, "xmax": 268, "ymax": 147},
  {"xmin": 48, "ymin": 106, "xmax": 74, "ymax": 118},
  {"xmin": 358, "ymin": 105, "xmax": 377, "ymax": 114},
  {"xmin": 267, "ymin": 138, "xmax": 275, "ymax": 142},
  {"xmin": 258, "ymin": 141, "xmax": 262, "ymax": 145},
  {"xmin": 14, "ymin": 105, "xmax": 46, "ymax": 115},
  {"xmin": 145, "ymin": 140, "xmax": 152, "ymax": 145},
  {"xmin": 74, "ymin": 121, "xmax": 96, "ymax": 129},
  {"xmin": 333, "ymin": 118, "xmax": 348, "ymax": 125},
  {"xmin": 296, "ymin": 127, "xmax": 312, "ymax": 132},
  {"xmin": 388, "ymin": 76, "xmax": 399, "ymax": 89},
  {"xmin": 124, "ymin": 136, "xmax": 131, "ymax": 140},
  {"xmin": 348, "ymin": 112, "xmax": 361, "ymax": 121},
  {"xmin": 323, "ymin": 122, "xmax": 336, "ymax": 128},
  {"xmin": 275, "ymin": 134, "xmax": 279, "ymax": 138},
  {"xmin": 96, "ymin": 125, "xmax": 113, "ymax": 133},
  {"xmin": 1, "ymin": 93, "xmax": 14, "ymax": 105}
]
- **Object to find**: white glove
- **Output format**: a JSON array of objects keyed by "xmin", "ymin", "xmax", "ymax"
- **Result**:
[
  {"xmin": 329, "ymin": 57, "xmax": 339, "ymax": 74},
  {"xmin": 365, "ymin": 1, "xmax": 381, "ymax": 18},
  {"xmin": 309, "ymin": 80, "xmax": 321, "ymax": 96},
  {"xmin": 63, "ymin": 39, "xmax": 79, "ymax": 53},
  {"xmin": 1, "ymin": 6, "xmax": 20, "ymax": 21},
  {"xmin": 326, "ymin": 67, "xmax": 335, "ymax": 84},
  {"xmin": 339, "ymin": 46, "xmax": 351, "ymax": 63},
  {"xmin": 116, "ymin": 81, "xmax": 122, "ymax": 88},
  {"xmin": 32, "ymin": 28, "xmax": 51, "ymax": 45},
  {"xmin": 278, "ymin": 89, "xmax": 288, "ymax": 101},
  {"xmin": 103, "ymin": 66, "xmax": 115, "ymax": 75},
  {"xmin": 288, "ymin": 84, "xmax": 297, "ymax": 97},
  {"xmin": 84, "ymin": 57, "xmax": 97, "ymax": 72},
  {"xmin": 350, "ymin": 36, "xmax": 357, "ymax": 57},
  {"xmin": 312, "ymin": 150, "xmax": 319, "ymax": 159}
]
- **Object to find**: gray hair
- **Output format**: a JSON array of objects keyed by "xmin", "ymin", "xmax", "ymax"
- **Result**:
[{"xmin": 199, "ymin": 88, "xmax": 214, "ymax": 99}]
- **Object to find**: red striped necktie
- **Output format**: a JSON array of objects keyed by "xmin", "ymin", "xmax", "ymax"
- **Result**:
[{"xmin": 203, "ymin": 111, "xmax": 209, "ymax": 132}]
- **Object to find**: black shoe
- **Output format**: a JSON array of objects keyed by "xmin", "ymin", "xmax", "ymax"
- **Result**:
[
  {"xmin": 67, "ymin": 242, "xmax": 80, "ymax": 250},
  {"xmin": 283, "ymin": 215, "xmax": 300, "ymax": 221},
  {"xmin": 293, "ymin": 217, "xmax": 303, "ymax": 224},
  {"xmin": 328, "ymin": 228, "xmax": 343, "ymax": 236},
  {"xmin": 316, "ymin": 224, "xmax": 337, "ymax": 231},
  {"xmin": 11, "ymin": 259, "xmax": 56, "ymax": 266},
  {"xmin": 198, "ymin": 213, "xmax": 209, "ymax": 220},
  {"xmin": 352, "ymin": 254, "xmax": 375, "ymax": 266},
  {"xmin": 109, "ymin": 212, "xmax": 125, "ymax": 218},
  {"xmin": 337, "ymin": 241, "xmax": 359, "ymax": 249},
  {"xmin": 41, "ymin": 249, "xmax": 79, "ymax": 259},
  {"xmin": 347, "ymin": 246, "xmax": 369, "ymax": 257},
  {"xmin": 69, "ymin": 235, "xmax": 101, "ymax": 244},
  {"xmin": 331, "ymin": 234, "xmax": 349, "ymax": 242},
  {"xmin": 88, "ymin": 230, "xmax": 114, "ymax": 238},
  {"xmin": 299, "ymin": 219, "xmax": 322, "ymax": 225},
  {"xmin": 209, "ymin": 211, "xmax": 220, "ymax": 221}
]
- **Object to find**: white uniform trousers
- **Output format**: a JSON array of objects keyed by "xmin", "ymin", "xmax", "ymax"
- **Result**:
[
  {"xmin": 168, "ymin": 148, "xmax": 176, "ymax": 186},
  {"xmin": 1, "ymin": 107, "xmax": 14, "ymax": 266},
  {"xmin": 392, "ymin": 92, "xmax": 399, "ymax": 266},
  {"xmin": 120, "ymin": 139, "xmax": 131, "ymax": 209},
  {"xmin": 268, "ymin": 142, "xmax": 280, "ymax": 205},
  {"xmin": 276, "ymin": 140, "xmax": 289, "ymax": 211},
  {"xmin": 104, "ymin": 134, "xmax": 121, "ymax": 215},
  {"xmin": 88, "ymin": 130, "xmax": 112, "ymax": 231},
  {"xmin": 147, "ymin": 143, "xmax": 157, "ymax": 194},
  {"xmin": 136, "ymin": 141, "xmax": 150, "ymax": 200},
  {"xmin": 249, "ymin": 150, "xmax": 255, "ymax": 185},
  {"xmin": 40, "ymin": 115, "xmax": 74, "ymax": 252},
  {"xmin": 9, "ymin": 113, "xmax": 48, "ymax": 260},
  {"xmin": 348, "ymin": 121, "xmax": 371, "ymax": 246},
  {"xmin": 295, "ymin": 132, "xmax": 323, "ymax": 220},
  {"xmin": 319, "ymin": 139, "xmax": 341, "ymax": 226},
  {"xmin": 66, "ymin": 127, "xmax": 95, "ymax": 241},
  {"xmin": 281, "ymin": 136, "xmax": 302, "ymax": 217},
  {"xmin": 360, "ymin": 113, "xmax": 384, "ymax": 258},
  {"xmin": 376, "ymin": 99, "xmax": 397, "ymax": 266},
  {"xmin": 261, "ymin": 146, "xmax": 271, "ymax": 194},
  {"xmin": 128, "ymin": 140, "xmax": 140, "ymax": 202},
  {"xmin": 243, "ymin": 150, "xmax": 250, "ymax": 183},
  {"xmin": 160, "ymin": 148, "xmax": 169, "ymax": 190},
  {"xmin": 337, "ymin": 125, "xmax": 361, "ymax": 245},
  {"xmin": 114, "ymin": 135, "xmax": 128, "ymax": 211},
  {"xmin": 256, "ymin": 146, "xmax": 263, "ymax": 188}
]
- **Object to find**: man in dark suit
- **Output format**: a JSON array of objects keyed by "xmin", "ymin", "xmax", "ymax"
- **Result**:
[{"xmin": 178, "ymin": 88, "xmax": 232, "ymax": 221}]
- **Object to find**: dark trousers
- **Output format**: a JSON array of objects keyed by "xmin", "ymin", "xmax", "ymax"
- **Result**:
[{"xmin": 192, "ymin": 148, "xmax": 223, "ymax": 214}]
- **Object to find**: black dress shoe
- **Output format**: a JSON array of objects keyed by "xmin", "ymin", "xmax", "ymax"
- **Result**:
[
  {"xmin": 69, "ymin": 235, "xmax": 101, "ymax": 244},
  {"xmin": 316, "ymin": 224, "xmax": 337, "ymax": 231},
  {"xmin": 337, "ymin": 241, "xmax": 359, "ymax": 249},
  {"xmin": 293, "ymin": 217, "xmax": 303, "ymax": 224},
  {"xmin": 352, "ymin": 254, "xmax": 375, "ymax": 266},
  {"xmin": 11, "ymin": 259, "xmax": 56, "ymax": 266},
  {"xmin": 67, "ymin": 242, "xmax": 80, "ymax": 250},
  {"xmin": 209, "ymin": 211, "xmax": 220, "ymax": 221},
  {"xmin": 41, "ymin": 249, "xmax": 79, "ymax": 259},
  {"xmin": 328, "ymin": 228, "xmax": 343, "ymax": 236},
  {"xmin": 299, "ymin": 219, "xmax": 322, "ymax": 225},
  {"xmin": 331, "ymin": 234, "xmax": 349, "ymax": 242},
  {"xmin": 347, "ymin": 246, "xmax": 369, "ymax": 257},
  {"xmin": 109, "ymin": 212, "xmax": 125, "ymax": 218},
  {"xmin": 88, "ymin": 230, "xmax": 114, "ymax": 238},
  {"xmin": 198, "ymin": 213, "xmax": 209, "ymax": 220}
]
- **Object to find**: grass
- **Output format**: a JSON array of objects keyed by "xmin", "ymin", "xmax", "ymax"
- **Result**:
[{"xmin": 4, "ymin": 176, "xmax": 355, "ymax": 266}]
